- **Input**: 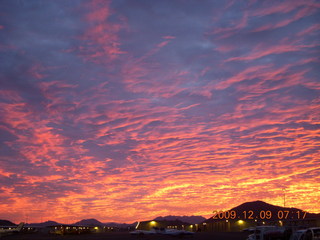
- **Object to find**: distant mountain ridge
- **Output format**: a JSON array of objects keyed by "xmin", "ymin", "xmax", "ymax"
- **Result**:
[
  {"xmin": 154, "ymin": 215, "xmax": 206, "ymax": 224},
  {"xmin": 207, "ymin": 200, "xmax": 320, "ymax": 222},
  {"xmin": 26, "ymin": 220, "xmax": 61, "ymax": 227},
  {"xmin": 74, "ymin": 218, "xmax": 104, "ymax": 226},
  {"xmin": 0, "ymin": 220, "xmax": 16, "ymax": 226},
  {"xmin": 231, "ymin": 200, "xmax": 320, "ymax": 219},
  {"xmin": 104, "ymin": 222, "xmax": 137, "ymax": 228}
]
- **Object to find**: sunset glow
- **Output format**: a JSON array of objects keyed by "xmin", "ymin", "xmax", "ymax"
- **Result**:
[{"xmin": 0, "ymin": 0, "xmax": 319, "ymax": 224}]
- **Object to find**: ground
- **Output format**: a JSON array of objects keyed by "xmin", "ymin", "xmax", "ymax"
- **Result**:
[{"xmin": 2, "ymin": 232, "xmax": 250, "ymax": 240}]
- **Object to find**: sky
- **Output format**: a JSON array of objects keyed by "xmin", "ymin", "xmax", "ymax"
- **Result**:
[{"xmin": 0, "ymin": 0, "xmax": 319, "ymax": 224}]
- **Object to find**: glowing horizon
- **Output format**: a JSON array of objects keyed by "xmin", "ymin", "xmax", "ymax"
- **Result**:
[
  {"xmin": 4, "ymin": 199, "xmax": 320, "ymax": 225},
  {"xmin": 0, "ymin": 0, "xmax": 319, "ymax": 224}
]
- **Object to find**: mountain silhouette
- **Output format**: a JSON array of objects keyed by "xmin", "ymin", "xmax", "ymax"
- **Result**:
[
  {"xmin": 74, "ymin": 218, "xmax": 103, "ymax": 226},
  {"xmin": 207, "ymin": 200, "xmax": 320, "ymax": 221},
  {"xmin": 154, "ymin": 215, "xmax": 206, "ymax": 224},
  {"xmin": 26, "ymin": 220, "xmax": 60, "ymax": 227},
  {"xmin": 0, "ymin": 220, "xmax": 16, "ymax": 226}
]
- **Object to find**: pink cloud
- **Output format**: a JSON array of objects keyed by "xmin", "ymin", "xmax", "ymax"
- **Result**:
[
  {"xmin": 252, "ymin": 6, "xmax": 319, "ymax": 32},
  {"xmin": 208, "ymin": 12, "xmax": 248, "ymax": 39},
  {"xmin": 162, "ymin": 35, "xmax": 176, "ymax": 40},
  {"xmin": 225, "ymin": 43, "xmax": 315, "ymax": 62},
  {"xmin": 215, "ymin": 44, "xmax": 236, "ymax": 53},
  {"xmin": 214, "ymin": 64, "xmax": 272, "ymax": 90},
  {"xmin": 27, "ymin": 63, "xmax": 48, "ymax": 80},
  {"xmin": 85, "ymin": 0, "xmax": 111, "ymax": 22},
  {"xmin": 78, "ymin": 0, "xmax": 126, "ymax": 64},
  {"xmin": 252, "ymin": 0, "xmax": 320, "ymax": 17},
  {"xmin": 296, "ymin": 23, "xmax": 320, "ymax": 37}
]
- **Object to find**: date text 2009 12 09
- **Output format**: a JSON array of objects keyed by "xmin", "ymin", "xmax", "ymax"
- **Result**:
[{"xmin": 212, "ymin": 210, "xmax": 307, "ymax": 220}]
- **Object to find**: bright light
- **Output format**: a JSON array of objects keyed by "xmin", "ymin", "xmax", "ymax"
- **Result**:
[
  {"xmin": 135, "ymin": 221, "xmax": 140, "ymax": 229},
  {"xmin": 94, "ymin": 227, "xmax": 98, "ymax": 230},
  {"xmin": 238, "ymin": 220, "xmax": 244, "ymax": 225},
  {"xmin": 226, "ymin": 220, "xmax": 229, "ymax": 222},
  {"xmin": 150, "ymin": 221, "xmax": 156, "ymax": 225}
]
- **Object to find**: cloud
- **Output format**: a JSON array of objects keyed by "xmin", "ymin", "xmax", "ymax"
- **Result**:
[
  {"xmin": 78, "ymin": 0, "xmax": 126, "ymax": 64},
  {"xmin": 0, "ymin": 0, "xmax": 319, "ymax": 223}
]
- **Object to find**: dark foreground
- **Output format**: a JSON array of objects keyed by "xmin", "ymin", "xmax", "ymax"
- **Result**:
[{"xmin": 2, "ymin": 232, "xmax": 249, "ymax": 240}]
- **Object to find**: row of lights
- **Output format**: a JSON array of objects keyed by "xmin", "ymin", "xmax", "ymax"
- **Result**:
[
  {"xmin": 167, "ymin": 226, "xmax": 178, "ymax": 229},
  {"xmin": 103, "ymin": 226, "xmax": 114, "ymax": 229},
  {"xmin": 225, "ymin": 219, "xmax": 283, "ymax": 225},
  {"xmin": 54, "ymin": 226, "xmax": 90, "ymax": 230},
  {"xmin": 149, "ymin": 219, "xmax": 283, "ymax": 227}
]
